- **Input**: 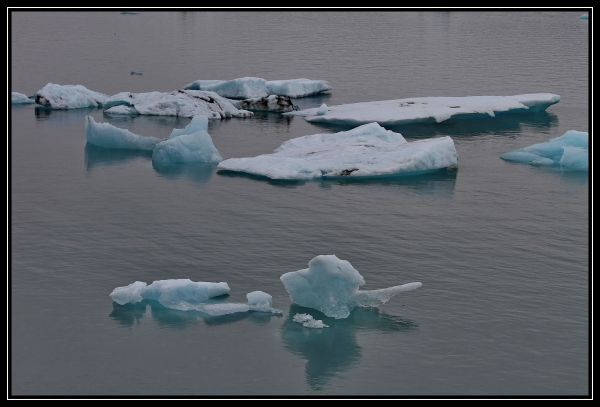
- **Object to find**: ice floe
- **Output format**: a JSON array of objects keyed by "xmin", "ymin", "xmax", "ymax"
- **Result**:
[
  {"xmin": 293, "ymin": 313, "xmax": 329, "ymax": 329},
  {"xmin": 11, "ymin": 92, "xmax": 34, "ymax": 104},
  {"xmin": 218, "ymin": 122, "xmax": 457, "ymax": 180},
  {"xmin": 103, "ymin": 90, "xmax": 253, "ymax": 119},
  {"xmin": 500, "ymin": 130, "xmax": 588, "ymax": 171},
  {"xmin": 235, "ymin": 95, "xmax": 295, "ymax": 112},
  {"xmin": 184, "ymin": 77, "xmax": 331, "ymax": 98},
  {"xmin": 35, "ymin": 83, "xmax": 109, "ymax": 109},
  {"xmin": 85, "ymin": 116, "xmax": 161, "ymax": 151},
  {"xmin": 287, "ymin": 94, "xmax": 560, "ymax": 126},
  {"xmin": 280, "ymin": 254, "xmax": 422, "ymax": 319}
]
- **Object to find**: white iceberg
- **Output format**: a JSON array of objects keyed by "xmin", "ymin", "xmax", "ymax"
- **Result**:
[
  {"xmin": 218, "ymin": 122, "xmax": 457, "ymax": 180},
  {"xmin": 152, "ymin": 116, "xmax": 223, "ymax": 166},
  {"xmin": 292, "ymin": 313, "xmax": 329, "ymax": 329},
  {"xmin": 236, "ymin": 95, "xmax": 295, "ymax": 112},
  {"xmin": 287, "ymin": 94, "xmax": 560, "ymax": 126},
  {"xmin": 103, "ymin": 90, "xmax": 253, "ymax": 119},
  {"xmin": 184, "ymin": 77, "xmax": 331, "ymax": 98},
  {"xmin": 85, "ymin": 116, "xmax": 161, "ymax": 151},
  {"xmin": 500, "ymin": 130, "xmax": 588, "ymax": 171},
  {"xmin": 184, "ymin": 77, "xmax": 268, "ymax": 99},
  {"xmin": 12, "ymin": 92, "xmax": 34, "ymax": 104},
  {"xmin": 280, "ymin": 255, "xmax": 422, "ymax": 319},
  {"xmin": 35, "ymin": 83, "xmax": 108, "ymax": 109},
  {"xmin": 265, "ymin": 79, "xmax": 331, "ymax": 98},
  {"xmin": 247, "ymin": 291, "xmax": 282, "ymax": 314},
  {"xmin": 104, "ymin": 105, "xmax": 139, "ymax": 115},
  {"xmin": 109, "ymin": 279, "xmax": 231, "ymax": 310}
]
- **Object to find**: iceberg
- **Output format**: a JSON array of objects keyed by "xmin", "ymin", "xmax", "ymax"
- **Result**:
[
  {"xmin": 103, "ymin": 90, "xmax": 253, "ymax": 119},
  {"xmin": 35, "ymin": 83, "xmax": 108, "ymax": 109},
  {"xmin": 265, "ymin": 79, "xmax": 331, "ymax": 98},
  {"xmin": 11, "ymin": 92, "xmax": 34, "ymax": 104},
  {"xmin": 280, "ymin": 255, "xmax": 422, "ymax": 319},
  {"xmin": 500, "ymin": 130, "xmax": 588, "ymax": 171},
  {"xmin": 287, "ymin": 94, "xmax": 560, "ymax": 126},
  {"xmin": 85, "ymin": 116, "xmax": 161, "ymax": 151},
  {"xmin": 152, "ymin": 116, "xmax": 223, "ymax": 166},
  {"xmin": 247, "ymin": 291, "xmax": 282, "ymax": 314},
  {"xmin": 184, "ymin": 77, "xmax": 331, "ymax": 98},
  {"xmin": 236, "ymin": 95, "xmax": 296, "ymax": 112},
  {"xmin": 218, "ymin": 122, "xmax": 457, "ymax": 180},
  {"xmin": 293, "ymin": 313, "xmax": 329, "ymax": 329}
]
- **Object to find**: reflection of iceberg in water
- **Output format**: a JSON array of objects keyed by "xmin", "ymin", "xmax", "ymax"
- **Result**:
[
  {"xmin": 281, "ymin": 305, "xmax": 417, "ymax": 390},
  {"xmin": 109, "ymin": 302, "xmax": 148, "ymax": 328},
  {"xmin": 152, "ymin": 162, "xmax": 215, "ymax": 185},
  {"xmin": 85, "ymin": 143, "xmax": 152, "ymax": 171}
]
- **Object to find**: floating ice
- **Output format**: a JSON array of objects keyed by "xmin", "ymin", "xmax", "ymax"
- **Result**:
[
  {"xmin": 184, "ymin": 77, "xmax": 331, "ymax": 98},
  {"xmin": 315, "ymin": 103, "xmax": 328, "ymax": 115},
  {"xmin": 184, "ymin": 77, "xmax": 268, "ymax": 99},
  {"xmin": 104, "ymin": 105, "xmax": 139, "ymax": 115},
  {"xmin": 35, "ymin": 83, "xmax": 109, "ymax": 109},
  {"xmin": 247, "ymin": 291, "xmax": 282, "ymax": 314},
  {"xmin": 85, "ymin": 116, "xmax": 161, "ymax": 151},
  {"xmin": 218, "ymin": 122, "xmax": 457, "ymax": 180},
  {"xmin": 109, "ymin": 279, "xmax": 231, "ymax": 310},
  {"xmin": 152, "ymin": 116, "xmax": 223, "ymax": 166},
  {"xmin": 500, "ymin": 130, "xmax": 588, "ymax": 171},
  {"xmin": 236, "ymin": 95, "xmax": 295, "ymax": 112},
  {"xmin": 265, "ymin": 79, "xmax": 331, "ymax": 98},
  {"xmin": 103, "ymin": 90, "xmax": 253, "ymax": 119},
  {"xmin": 287, "ymin": 94, "xmax": 560, "ymax": 126},
  {"xmin": 293, "ymin": 313, "xmax": 329, "ymax": 329},
  {"xmin": 11, "ymin": 92, "xmax": 34, "ymax": 104},
  {"xmin": 280, "ymin": 255, "xmax": 422, "ymax": 319}
]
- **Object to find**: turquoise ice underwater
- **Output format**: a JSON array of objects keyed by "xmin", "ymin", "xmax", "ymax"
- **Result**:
[{"xmin": 11, "ymin": 11, "xmax": 588, "ymax": 395}]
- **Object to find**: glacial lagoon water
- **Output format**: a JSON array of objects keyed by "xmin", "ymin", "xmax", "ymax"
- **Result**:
[{"xmin": 10, "ymin": 11, "xmax": 588, "ymax": 395}]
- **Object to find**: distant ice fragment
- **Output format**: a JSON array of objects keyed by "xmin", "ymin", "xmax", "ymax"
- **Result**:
[
  {"xmin": 184, "ymin": 77, "xmax": 331, "ymax": 99},
  {"xmin": 500, "ymin": 130, "xmax": 588, "ymax": 171},
  {"xmin": 85, "ymin": 116, "xmax": 161, "ymax": 151},
  {"xmin": 11, "ymin": 92, "xmax": 34, "ymax": 104},
  {"xmin": 315, "ymin": 103, "xmax": 328, "ymax": 115},
  {"xmin": 152, "ymin": 116, "xmax": 223, "ymax": 167},
  {"xmin": 218, "ymin": 122, "xmax": 457, "ymax": 180},
  {"xmin": 35, "ymin": 83, "xmax": 108, "ymax": 109},
  {"xmin": 247, "ymin": 291, "xmax": 283, "ymax": 314},
  {"xmin": 103, "ymin": 90, "xmax": 252, "ymax": 119},
  {"xmin": 287, "ymin": 94, "xmax": 560, "ymax": 126},
  {"xmin": 236, "ymin": 95, "xmax": 295, "ymax": 112},
  {"xmin": 265, "ymin": 79, "xmax": 331, "ymax": 98},
  {"xmin": 292, "ymin": 313, "xmax": 329, "ymax": 329},
  {"xmin": 281, "ymin": 255, "xmax": 422, "ymax": 319}
]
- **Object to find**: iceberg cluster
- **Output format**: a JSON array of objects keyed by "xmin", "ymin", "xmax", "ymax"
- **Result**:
[
  {"xmin": 280, "ymin": 255, "xmax": 422, "ymax": 319},
  {"xmin": 11, "ymin": 92, "xmax": 34, "ymax": 104},
  {"xmin": 293, "ymin": 313, "xmax": 329, "ymax": 329},
  {"xmin": 110, "ymin": 280, "xmax": 281, "ymax": 316},
  {"xmin": 500, "ymin": 130, "xmax": 588, "ymax": 171},
  {"xmin": 218, "ymin": 122, "xmax": 457, "ymax": 180},
  {"xmin": 85, "ymin": 116, "xmax": 161, "ymax": 151},
  {"xmin": 152, "ymin": 116, "xmax": 223, "ymax": 167},
  {"xmin": 287, "ymin": 94, "xmax": 560, "ymax": 126},
  {"xmin": 184, "ymin": 77, "xmax": 331, "ymax": 99},
  {"xmin": 103, "ymin": 90, "xmax": 253, "ymax": 119},
  {"xmin": 35, "ymin": 83, "xmax": 108, "ymax": 109}
]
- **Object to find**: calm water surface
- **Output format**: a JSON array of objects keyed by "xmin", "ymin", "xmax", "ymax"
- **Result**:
[{"xmin": 11, "ymin": 11, "xmax": 588, "ymax": 395}]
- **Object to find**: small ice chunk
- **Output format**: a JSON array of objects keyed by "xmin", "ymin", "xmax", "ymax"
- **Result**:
[
  {"xmin": 501, "ymin": 130, "xmax": 588, "ymax": 171},
  {"xmin": 12, "ymin": 92, "xmax": 34, "ymax": 104},
  {"xmin": 247, "ymin": 291, "xmax": 283, "ymax": 314},
  {"xmin": 184, "ymin": 77, "xmax": 268, "ymax": 99},
  {"xmin": 292, "ymin": 313, "xmax": 328, "ymax": 329},
  {"xmin": 265, "ymin": 79, "xmax": 331, "ymax": 98},
  {"xmin": 140, "ymin": 279, "xmax": 230, "ymax": 311},
  {"xmin": 287, "ymin": 94, "xmax": 560, "ymax": 126},
  {"xmin": 281, "ymin": 255, "xmax": 422, "ymax": 319},
  {"xmin": 85, "ymin": 116, "xmax": 161, "ymax": 151},
  {"xmin": 315, "ymin": 103, "xmax": 328, "ymax": 115},
  {"xmin": 109, "ymin": 281, "xmax": 148, "ymax": 305},
  {"xmin": 35, "ymin": 83, "xmax": 108, "ymax": 109},
  {"xmin": 218, "ymin": 122, "xmax": 457, "ymax": 180}
]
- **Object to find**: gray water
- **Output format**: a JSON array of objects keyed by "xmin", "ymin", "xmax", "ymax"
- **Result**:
[{"xmin": 11, "ymin": 11, "xmax": 589, "ymax": 396}]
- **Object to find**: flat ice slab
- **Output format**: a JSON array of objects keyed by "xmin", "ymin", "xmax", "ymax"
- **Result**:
[
  {"xmin": 12, "ymin": 92, "xmax": 34, "ymax": 104},
  {"xmin": 218, "ymin": 122, "xmax": 457, "ymax": 180},
  {"xmin": 501, "ymin": 130, "xmax": 588, "ymax": 171},
  {"xmin": 287, "ymin": 94, "xmax": 560, "ymax": 126},
  {"xmin": 152, "ymin": 116, "xmax": 223, "ymax": 166},
  {"xmin": 280, "ymin": 254, "xmax": 422, "ymax": 319},
  {"xmin": 184, "ymin": 77, "xmax": 331, "ymax": 98},
  {"xmin": 35, "ymin": 83, "xmax": 109, "ymax": 109},
  {"xmin": 85, "ymin": 116, "xmax": 161, "ymax": 151},
  {"xmin": 103, "ymin": 90, "xmax": 253, "ymax": 119}
]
